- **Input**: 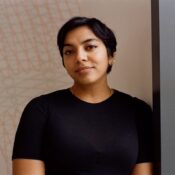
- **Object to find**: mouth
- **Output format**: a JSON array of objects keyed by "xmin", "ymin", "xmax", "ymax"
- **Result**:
[{"xmin": 75, "ymin": 66, "xmax": 94, "ymax": 73}]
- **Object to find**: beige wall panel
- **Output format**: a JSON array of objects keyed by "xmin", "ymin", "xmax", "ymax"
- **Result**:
[{"xmin": 78, "ymin": 0, "xmax": 152, "ymax": 104}]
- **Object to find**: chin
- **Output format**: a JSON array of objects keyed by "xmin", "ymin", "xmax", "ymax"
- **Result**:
[{"xmin": 75, "ymin": 78, "xmax": 98, "ymax": 86}]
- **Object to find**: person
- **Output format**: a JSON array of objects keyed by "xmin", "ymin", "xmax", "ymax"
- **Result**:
[{"xmin": 12, "ymin": 16, "xmax": 154, "ymax": 175}]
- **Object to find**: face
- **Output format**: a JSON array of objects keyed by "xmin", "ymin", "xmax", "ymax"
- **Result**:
[{"xmin": 63, "ymin": 26, "xmax": 114, "ymax": 86}]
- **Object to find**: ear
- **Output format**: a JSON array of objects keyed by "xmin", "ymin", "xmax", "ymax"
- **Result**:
[{"xmin": 108, "ymin": 53, "xmax": 116, "ymax": 65}]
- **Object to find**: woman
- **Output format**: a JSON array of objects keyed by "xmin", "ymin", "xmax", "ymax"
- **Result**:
[{"xmin": 12, "ymin": 17, "xmax": 154, "ymax": 175}]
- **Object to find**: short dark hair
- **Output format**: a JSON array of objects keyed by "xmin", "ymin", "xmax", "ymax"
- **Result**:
[{"xmin": 57, "ymin": 16, "xmax": 117, "ymax": 73}]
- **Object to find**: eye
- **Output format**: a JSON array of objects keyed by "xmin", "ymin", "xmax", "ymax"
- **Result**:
[
  {"xmin": 63, "ymin": 49, "xmax": 74, "ymax": 56},
  {"xmin": 85, "ymin": 45, "xmax": 97, "ymax": 51}
]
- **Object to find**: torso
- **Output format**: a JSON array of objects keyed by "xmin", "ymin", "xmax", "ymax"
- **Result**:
[{"xmin": 43, "ymin": 89, "xmax": 139, "ymax": 175}]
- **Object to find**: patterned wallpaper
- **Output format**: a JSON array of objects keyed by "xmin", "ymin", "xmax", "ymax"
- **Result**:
[{"xmin": 0, "ymin": 1, "xmax": 79, "ymax": 174}]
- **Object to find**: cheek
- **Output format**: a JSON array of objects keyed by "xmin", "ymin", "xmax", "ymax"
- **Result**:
[
  {"xmin": 94, "ymin": 51, "xmax": 109, "ymax": 65},
  {"xmin": 97, "ymin": 47, "xmax": 109, "ymax": 59},
  {"xmin": 63, "ymin": 58, "xmax": 73, "ymax": 68},
  {"xmin": 64, "ymin": 62, "xmax": 72, "ymax": 74}
]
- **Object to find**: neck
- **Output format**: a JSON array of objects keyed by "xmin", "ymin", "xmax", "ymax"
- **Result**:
[{"xmin": 70, "ymin": 82, "xmax": 113, "ymax": 103}]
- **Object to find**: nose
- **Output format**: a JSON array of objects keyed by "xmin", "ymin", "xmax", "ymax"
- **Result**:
[{"xmin": 75, "ymin": 48, "xmax": 88, "ymax": 62}]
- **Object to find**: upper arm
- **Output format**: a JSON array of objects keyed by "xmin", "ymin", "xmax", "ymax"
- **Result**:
[
  {"xmin": 12, "ymin": 96, "xmax": 48, "ymax": 160},
  {"xmin": 132, "ymin": 100, "xmax": 155, "ymax": 174},
  {"xmin": 135, "ymin": 98, "xmax": 154, "ymax": 163},
  {"xmin": 131, "ymin": 163, "xmax": 154, "ymax": 175},
  {"xmin": 13, "ymin": 159, "xmax": 45, "ymax": 175}
]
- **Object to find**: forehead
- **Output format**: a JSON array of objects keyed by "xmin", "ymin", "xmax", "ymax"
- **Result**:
[{"xmin": 64, "ymin": 26, "xmax": 99, "ymax": 44}]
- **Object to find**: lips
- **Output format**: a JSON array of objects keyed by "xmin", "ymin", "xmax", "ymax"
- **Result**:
[{"xmin": 75, "ymin": 66, "xmax": 94, "ymax": 73}]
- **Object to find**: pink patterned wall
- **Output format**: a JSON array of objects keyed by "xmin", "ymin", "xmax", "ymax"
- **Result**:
[{"xmin": 0, "ymin": 1, "xmax": 80, "ymax": 174}]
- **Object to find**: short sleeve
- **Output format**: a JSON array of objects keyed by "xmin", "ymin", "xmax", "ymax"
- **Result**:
[
  {"xmin": 134, "ymin": 98, "xmax": 154, "ymax": 164},
  {"xmin": 12, "ymin": 96, "xmax": 48, "ymax": 160}
]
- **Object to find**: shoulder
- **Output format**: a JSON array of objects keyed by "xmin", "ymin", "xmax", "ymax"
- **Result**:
[
  {"xmin": 113, "ymin": 90, "xmax": 133, "ymax": 101},
  {"xmin": 28, "ymin": 88, "xmax": 69, "ymax": 104},
  {"xmin": 23, "ymin": 88, "xmax": 70, "ymax": 113},
  {"xmin": 113, "ymin": 89, "xmax": 152, "ymax": 113}
]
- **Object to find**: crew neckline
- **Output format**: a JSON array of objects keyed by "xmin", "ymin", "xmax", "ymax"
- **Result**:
[{"xmin": 67, "ymin": 88, "xmax": 118, "ymax": 106}]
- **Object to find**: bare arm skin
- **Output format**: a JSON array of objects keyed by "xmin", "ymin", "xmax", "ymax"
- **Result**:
[
  {"xmin": 13, "ymin": 160, "xmax": 153, "ymax": 175},
  {"xmin": 13, "ymin": 159, "xmax": 45, "ymax": 175},
  {"xmin": 131, "ymin": 163, "xmax": 154, "ymax": 175}
]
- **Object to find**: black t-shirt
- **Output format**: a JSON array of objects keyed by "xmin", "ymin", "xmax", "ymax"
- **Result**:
[{"xmin": 12, "ymin": 89, "xmax": 154, "ymax": 175}]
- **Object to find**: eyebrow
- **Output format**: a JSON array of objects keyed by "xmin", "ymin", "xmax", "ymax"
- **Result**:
[{"xmin": 63, "ymin": 38, "xmax": 99, "ymax": 47}]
